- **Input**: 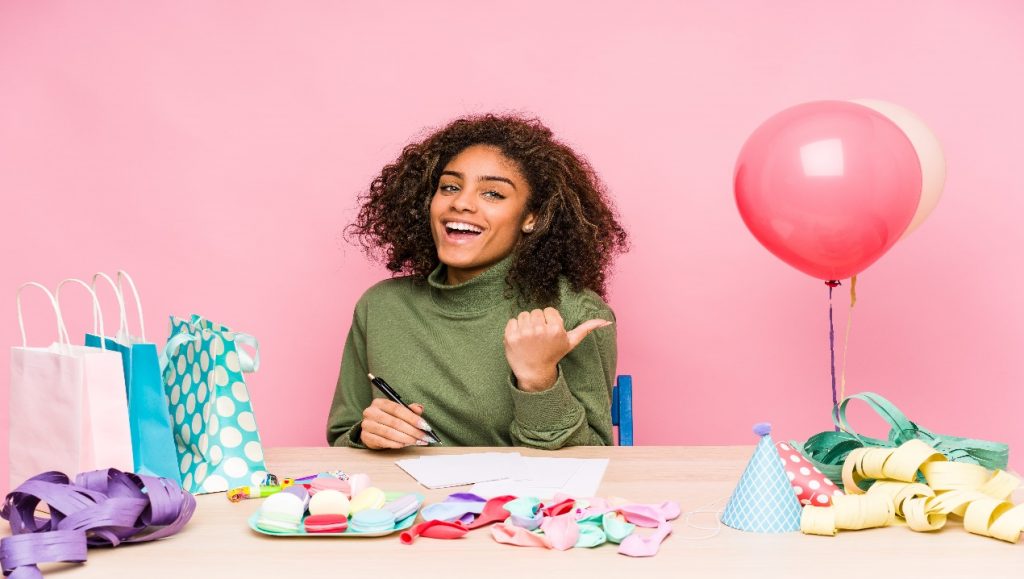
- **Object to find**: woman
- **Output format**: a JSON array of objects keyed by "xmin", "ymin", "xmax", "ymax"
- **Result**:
[{"xmin": 327, "ymin": 114, "xmax": 628, "ymax": 449}]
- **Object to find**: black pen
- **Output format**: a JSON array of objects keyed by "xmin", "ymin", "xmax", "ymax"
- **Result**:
[{"xmin": 367, "ymin": 373, "xmax": 442, "ymax": 445}]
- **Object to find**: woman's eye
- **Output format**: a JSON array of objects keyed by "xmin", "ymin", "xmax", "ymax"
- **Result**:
[
  {"xmin": 439, "ymin": 184, "xmax": 459, "ymax": 193},
  {"xmin": 482, "ymin": 190, "xmax": 506, "ymax": 200}
]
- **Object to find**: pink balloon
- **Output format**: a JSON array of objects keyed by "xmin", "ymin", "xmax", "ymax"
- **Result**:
[{"xmin": 734, "ymin": 101, "xmax": 922, "ymax": 281}]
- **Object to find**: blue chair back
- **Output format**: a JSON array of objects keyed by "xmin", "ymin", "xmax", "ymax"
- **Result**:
[{"xmin": 611, "ymin": 374, "xmax": 634, "ymax": 446}]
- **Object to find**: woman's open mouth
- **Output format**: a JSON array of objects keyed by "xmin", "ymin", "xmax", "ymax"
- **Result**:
[{"xmin": 443, "ymin": 221, "xmax": 484, "ymax": 242}]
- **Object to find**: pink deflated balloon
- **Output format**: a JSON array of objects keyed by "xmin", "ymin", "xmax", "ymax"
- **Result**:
[{"xmin": 734, "ymin": 101, "xmax": 922, "ymax": 281}]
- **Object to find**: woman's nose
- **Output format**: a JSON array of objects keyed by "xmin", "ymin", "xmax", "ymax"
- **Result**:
[{"xmin": 450, "ymin": 189, "xmax": 476, "ymax": 212}]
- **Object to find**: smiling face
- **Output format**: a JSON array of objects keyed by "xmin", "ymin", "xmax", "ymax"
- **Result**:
[{"xmin": 430, "ymin": 144, "xmax": 536, "ymax": 285}]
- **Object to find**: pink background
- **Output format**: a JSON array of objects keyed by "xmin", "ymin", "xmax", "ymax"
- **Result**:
[{"xmin": 2, "ymin": 1, "xmax": 1022, "ymax": 494}]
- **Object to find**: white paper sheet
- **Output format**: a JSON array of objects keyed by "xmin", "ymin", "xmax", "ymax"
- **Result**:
[
  {"xmin": 515, "ymin": 457, "xmax": 586, "ymax": 487},
  {"xmin": 395, "ymin": 452, "xmax": 521, "ymax": 489},
  {"xmin": 470, "ymin": 458, "xmax": 609, "ymax": 499},
  {"xmin": 394, "ymin": 453, "xmax": 609, "ymax": 499}
]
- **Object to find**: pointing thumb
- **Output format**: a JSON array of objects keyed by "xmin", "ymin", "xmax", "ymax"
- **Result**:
[{"xmin": 566, "ymin": 319, "xmax": 613, "ymax": 350}]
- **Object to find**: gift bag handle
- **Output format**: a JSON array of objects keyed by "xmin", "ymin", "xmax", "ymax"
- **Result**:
[
  {"xmin": 90, "ymin": 272, "xmax": 127, "ymax": 342},
  {"xmin": 234, "ymin": 333, "xmax": 260, "ymax": 373},
  {"xmin": 54, "ymin": 278, "xmax": 107, "ymax": 346},
  {"xmin": 186, "ymin": 315, "xmax": 260, "ymax": 373},
  {"xmin": 159, "ymin": 333, "xmax": 199, "ymax": 372},
  {"xmin": 116, "ymin": 270, "xmax": 146, "ymax": 341},
  {"xmin": 158, "ymin": 318, "xmax": 259, "ymax": 374},
  {"xmin": 89, "ymin": 271, "xmax": 146, "ymax": 343},
  {"xmin": 16, "ymin": 282, "xmax": 68, "ymax": 348}
]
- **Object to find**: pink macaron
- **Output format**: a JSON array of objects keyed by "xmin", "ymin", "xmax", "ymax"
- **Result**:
[
  {"xmin": 304, "ymin": 514, "xmax": 348, "ymax": 534},
  {"xmin": 308, "ymin": 477, "xmax": 351, "ymax": 496}
]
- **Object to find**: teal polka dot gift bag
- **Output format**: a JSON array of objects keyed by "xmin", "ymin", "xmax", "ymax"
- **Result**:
[{"xmin": 160, "ymin": 315, "xmax": 268, "ymax": 494}]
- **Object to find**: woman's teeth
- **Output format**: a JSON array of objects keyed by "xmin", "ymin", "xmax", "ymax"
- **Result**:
[{"xmin": 445, "ymin": 222, "xmax": 483, "ymax": 234}]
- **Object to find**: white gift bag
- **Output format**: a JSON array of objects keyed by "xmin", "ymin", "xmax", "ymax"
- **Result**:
[{"xmin": 8, "ymin": 280, "xmax": 133, "ymax": 488}]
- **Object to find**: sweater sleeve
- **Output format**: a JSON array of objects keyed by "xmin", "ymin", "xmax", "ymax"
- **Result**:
[
  {"xmin": 507, "ymin": 298, "xmax": 616, "ymax": 448},
  {"xmin": 326, "ymin": 297, "xmax": 371, "ymax": 448}
]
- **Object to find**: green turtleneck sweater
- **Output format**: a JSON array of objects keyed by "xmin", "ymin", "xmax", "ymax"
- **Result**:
[{"xmin": 326, "ymin": 256, "xmax": 616, "ymax": 449}]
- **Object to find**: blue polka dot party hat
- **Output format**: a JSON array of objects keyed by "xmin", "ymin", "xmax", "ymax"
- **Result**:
[{"xmin": 721, "ymin": 422, "xmax": 803, "ymax": 533}]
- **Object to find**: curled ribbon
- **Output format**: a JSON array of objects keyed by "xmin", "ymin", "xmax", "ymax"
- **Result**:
[
  {"xmin": 800, "ymin": 439, "xmax": 1024, "ymax": 543},
  {"xmin": 792, "ymin": 392, "xmax": 1009, "ymax": 488},
  {"xmin": 1, "ymin": 469, "xmax": 196, "ymax": 578}
]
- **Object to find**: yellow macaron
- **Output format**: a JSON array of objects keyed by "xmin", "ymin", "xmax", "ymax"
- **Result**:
[{"xmin": 348, "ymin": 487, "xmax": 386, "ymax": 514}]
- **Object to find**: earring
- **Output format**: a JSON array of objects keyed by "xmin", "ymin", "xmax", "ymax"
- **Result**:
[{"xmin": 523, "ymin": 225, "xmax": 535, "ymax": 233}]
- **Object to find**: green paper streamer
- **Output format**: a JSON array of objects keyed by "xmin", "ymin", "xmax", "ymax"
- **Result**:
[{"xmin": 791, "ymin": 392, "xmax": 1010, "ymax": 488}]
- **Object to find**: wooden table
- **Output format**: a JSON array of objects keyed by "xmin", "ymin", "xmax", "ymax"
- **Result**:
[{"xmin": 4, "ymin": 446, "xmax": 1022, "ymax": 578}]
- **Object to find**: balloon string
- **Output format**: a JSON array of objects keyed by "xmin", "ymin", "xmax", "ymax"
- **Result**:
[
  {"xmin": 827, "ymin": 281, "xmax": 840, "ymax": 432},
  {"xmin": 839, "ymin": 276, "xmax": 857, "ymax": 405}
]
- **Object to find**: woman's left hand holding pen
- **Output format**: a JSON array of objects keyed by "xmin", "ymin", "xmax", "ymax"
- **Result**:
[{"xmin": 360, "ymin": 399, "xmax": 433, "ymax": 450}]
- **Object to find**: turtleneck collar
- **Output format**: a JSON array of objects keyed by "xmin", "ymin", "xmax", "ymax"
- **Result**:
[{"xmin": 427, "ymin": 254, "xmax": 515, "ymax": 315}]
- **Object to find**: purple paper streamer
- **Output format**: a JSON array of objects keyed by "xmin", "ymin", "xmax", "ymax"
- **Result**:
[{"xmin": 1, "ymin": 468, "xmax": 196, "ymax": 577}]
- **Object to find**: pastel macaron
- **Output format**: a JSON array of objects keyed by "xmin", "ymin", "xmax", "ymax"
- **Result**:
[
  {"xmin": 256, "ymin": 492, "xmax": 306, "ymax": 533},
  {"xmin": 281, "ymin": 485, "xmax": 310, "ymax": 510},
  {"xmin": 348, "ymin": 508, "xmax": 396, "ymax": 533},
  {"xmin": 308, "ymin": 477, "xmax": 351, "ymax": 496},
  {"xmin": 349, "ymin": 487, "xmax": 387, "ymax": 514},
  {"xmin": 384, "ymin": 494, "xmax": 422, "ymax": 521},
  {"xmin": 304, "ymin": 513, "xmax": 348, "ymax": 534},
  {"xmin": 308, "ymin": 489, "xmax": 350, "ymax": 517},
  {"xmin": 347, "ymin": 473, "xmax": 371, "ymax": 497}
]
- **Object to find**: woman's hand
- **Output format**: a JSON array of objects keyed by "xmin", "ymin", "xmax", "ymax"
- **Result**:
[
  {"xmin": 360, "ymin": 399, "xmax": 432, "ymax": 449},
  {"xmin": 503, "ymin": 307, "xmax": 612, "ymax": 392}
]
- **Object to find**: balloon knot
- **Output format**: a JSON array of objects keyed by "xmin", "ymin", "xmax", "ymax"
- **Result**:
[{"xmin": 825, "ymin": 280, "xmax": 841, "ymax": 287}]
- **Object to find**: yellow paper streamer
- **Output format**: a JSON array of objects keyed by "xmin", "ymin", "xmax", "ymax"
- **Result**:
[{"xmin": 801, "ymin": 439, "xmax": 1024, "ymax": 542}]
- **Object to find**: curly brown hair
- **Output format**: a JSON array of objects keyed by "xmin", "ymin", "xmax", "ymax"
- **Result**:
[{"xmin": 349, "ymin": 114, "xmax": 628, "ymax": 306}]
